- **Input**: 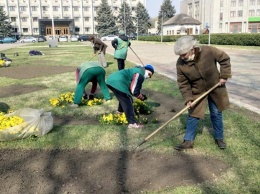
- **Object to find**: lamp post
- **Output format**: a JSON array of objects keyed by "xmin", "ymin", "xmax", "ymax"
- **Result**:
[
  {"xmin": 160, "ymin": 11, "xmax": 163, "ymax": 43},
  {"xmin": 136, "ymin": 17, "xmax": 138, "ymax": 41},
  {"xmin": 92, "ymin": 0, "xmax": 94, "ymax": 34},
  {"xmin": 49, "ymin": 0, "xmax": 55, "ymax": 37}
]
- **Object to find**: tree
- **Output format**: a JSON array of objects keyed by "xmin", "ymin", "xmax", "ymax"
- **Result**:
[
  {"xmin": 0, "ymin": 8, "xmax": 13, "ymax": 36},
  {"xmin": 157, "ymin": 0, "xmax": 176, "ymax": 34},
  {"xmin": 96, "ymin": 0, "xmax": 118, "ymax": 37},
  {"xmin": 116, "ymin": 2, "xmax": 136, "ymax": 35},
  {"xmin": 135, "ymin": 2, "xmax": 151, "ymax": 35}
]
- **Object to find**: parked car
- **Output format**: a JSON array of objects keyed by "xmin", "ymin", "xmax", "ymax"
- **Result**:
[
  {"xmin": 78, "ymin": 35, "xmax": 89, "ymax": 41},
  {"xmin": 58, "ymin": 35, "xmax": 68, "ymax": 42},
  {"xmin": 100, "ymin": 35, "xmax": 118, "ymax": 41},
  {"xmin": 0, "ymin": 37, "xmax": 17, "ymax": 44},
  {"xmin": 38, "ymin": 35, "xmax": 47, "ymax": 42},
  {"xmin": 128, "ymin": 34, "xmax": 137, "ymax": 40},
  {"xmin": 20, "ymin": 36, "xmax": 37, "ymax": 43},
  {"xmin": 70, "ymin": 35, "xmax": 79, "ymax": 42}
]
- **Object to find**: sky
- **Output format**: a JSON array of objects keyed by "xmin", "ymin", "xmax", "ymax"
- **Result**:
[{"xmin": 146, "ymin": 0, "xmax": 181, "ymax": 18}]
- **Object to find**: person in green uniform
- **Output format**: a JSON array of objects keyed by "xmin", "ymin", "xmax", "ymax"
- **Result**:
[
  {"xmin": 112, "ymin": 30, "xmax": 131, "ymax": 70},
  {"xmin": 70, "ymin": 61, "xmax": 111, "ymax": 108},
  {"xmin": 106, "ymin": 64, "xmax": 154, "ymax": 129}
]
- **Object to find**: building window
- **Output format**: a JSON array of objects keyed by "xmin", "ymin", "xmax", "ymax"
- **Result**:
[
  {"xmin": 31, "ymin": 6, "xmax": 37, "ymax": 11},
  {"xmin": 84, "ymin": 6, "xmax": 89, "ymax": 11},
  {"xmin": 230, "ymin": 11, "xmax": 236, "ymax": 17},
  {"xmin": 250, "ymin": 0, "xmax": 255, "ymax": 5},
  {"xmin": 257, "ymin": 9, "xmax": 260, "ymax": 15},
  {"xmin": 248, "ymin": 23, "xmax": 260, "ymax": 32},
  {"xmin": 249, "ymin": 10, "xmax": 255, "ymax": 16},
  {"xmin": 239, "ymin": 0, "xmax": 244, "ymax": 6},
  {"xmin": 74, "ymin": 17, "xmax": 79, "ymax": 21},
  {"xmin": 74, "ymin": 6, "xmax": 79, "ymax": 11},
  {"xmin": 33, "ymin": 28, "xmax": 38, "ymax": 33},
  {"xmin": 33, "ymin": 17, "xmax": 38, "ymax": 22},
  {"xmin": 64, "ymin": 17, "xmax": 70, "ymax": 19},
  {"xmin": 11, "ymin": 17, "xmax": 16, "ymax": 22},
  {"xmin": 22, "ymin": 28, "xmax": 29, "ymax": 33},
  {"xmin": 220, "ymin": 12, "xmax": 223, "ymax": 21},
  {"xmin": 63, "ymin": 6, "xmax": 69, "ymax": 11},
  {"xmin": 42, "ymin": 6, "xmax": 48, "ymax": 11},
  {"xmin": 21, "ymin": 17, "xmax": 27, "ymax": 22},
  {"xmin": 219, "ymin": 23, "xmax": 223, "ymax": 28},
  {"xmin": 220, "ymin": 0, "xmax": 224, "ymax": 7},
  {"xmin": 20, "ymin": 6, "xmax": 26, "ymax": 11},
  {"xmin": 84, "ymin": 17, "xmax": 90, "ymax": 21},
  {"xmin": 9, "ymin": 6, "xmax": 16, "ymax": 11},
  {"xmin": 230, "ymin": 22, "xmax": 242, "ymax": 33},
  {"xmin": 238, "ymin": 10, "xmax": 243, "ymax": 17},
  {"xmin": 53, "ymin": 6, "xmax": 58, "ymax": 11},
  {"xmin": 75, "ymin": 27, "xmax": 80, "ymax": 32},
  {"xmin": 231, "ymin": 0, "xmax": 236, "ymax": 7},
  {"xmin": 85, "ymin": 27, "xmax": 90, "ymax": 32}
]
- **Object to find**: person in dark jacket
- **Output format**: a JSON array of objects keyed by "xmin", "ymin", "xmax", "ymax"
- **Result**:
[
  {"xmin": 106, "ymin": 64, "xmax": 154, "ymax": 129},
  {"xmin": 173, "ymin": 35, "xmax": 232, "ymax": 150},
  {"xmin": 111, "ymin": 31, "xmax": 131, "ymax": 70},
  {"xmin": 88, "ymin": 35, "xmax": 108, "ymax": 68},
  {"xmin": 70, "ymin": 61, "xmax": 111, "ymax": 108}
]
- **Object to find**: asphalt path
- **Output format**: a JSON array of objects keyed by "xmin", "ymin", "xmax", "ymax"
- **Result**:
[
  {"xmin": 1, "ymin": 41, "xmax": 259, "ymax": 114},
  {"xmin": 106, "ymin": 41, "xmax": 260, "ymax": 115}
]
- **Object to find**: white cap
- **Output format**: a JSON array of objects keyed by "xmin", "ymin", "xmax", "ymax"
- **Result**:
[{"xmin": 174, "ymin": 36, "xmax": 197, "ymax": 55}]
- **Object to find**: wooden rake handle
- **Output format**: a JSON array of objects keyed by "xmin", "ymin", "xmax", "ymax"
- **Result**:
[
  {"xmin": 129, "ymin": 46, "xmax": 145, "ymax": 67},
  {"xmin": 140, "ymin": 83, "xmax": 220, "ymax": 144}
]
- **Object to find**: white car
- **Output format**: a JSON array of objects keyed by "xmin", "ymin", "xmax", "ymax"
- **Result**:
[
  {"xmin": 20, "ymin": 36, "xmax": 38, "ymax": 43},
  {"xmin": 70, "ymin": 35, "xmax": 79, "ymax": 42},
  {"xmin": 58, "ymin": 36, "xmax": 68, "ymax": 42},
  {"xmin": 100, "ymin": 35, "xmax": 118, "ymax": 41}
]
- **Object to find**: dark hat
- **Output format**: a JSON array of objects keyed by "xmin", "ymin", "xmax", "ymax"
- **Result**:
[{"xmin": 144, "ymin": 64, "xmax": 154, "ymax": 74}]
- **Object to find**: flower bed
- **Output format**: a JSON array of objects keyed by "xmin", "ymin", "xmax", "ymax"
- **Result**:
[
  {"xmin": 99, "ymin": 99, "xmax": 158, "ymax": 125},
  {"xmin": 49, "ymin": 92, "xmax": 103, "ymax": 107}
]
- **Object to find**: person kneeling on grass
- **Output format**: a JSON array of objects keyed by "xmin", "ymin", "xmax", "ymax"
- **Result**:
[
  {"xmin": 70, "ymin": 61, "xmax": 111, "ymax": 108},
  {"xmin": 106, "ymin": 64, "xmax": 154, "ymax": 129}
]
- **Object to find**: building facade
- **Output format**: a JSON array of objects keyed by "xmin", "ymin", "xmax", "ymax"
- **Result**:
[
  {"xmin": 180, "ymin": 0, "xmax": 260, "ymax": 33},
  {"xmin": 0, "ymin": 0, "xmax": 146, "ymax": 37}
]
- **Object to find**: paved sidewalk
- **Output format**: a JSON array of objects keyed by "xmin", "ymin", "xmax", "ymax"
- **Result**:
[{"xmin": 106, "ymin": 41, "xmax": 260, "ymax": 115}]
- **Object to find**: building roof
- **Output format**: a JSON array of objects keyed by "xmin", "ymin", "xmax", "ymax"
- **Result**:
[{"xmin": 163, "ymin": 13, "xmax": 201, "ymax": 26}]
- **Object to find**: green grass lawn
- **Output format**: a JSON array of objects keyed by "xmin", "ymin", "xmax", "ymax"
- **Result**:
[{"xmin": 0, "ymin": 42, "xmax": 259, "ymax": 193}]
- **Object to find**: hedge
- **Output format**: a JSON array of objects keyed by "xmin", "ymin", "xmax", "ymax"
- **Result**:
[{"xmin": 137, "ymin": 33, "xmax": 260, "ymax": 46}]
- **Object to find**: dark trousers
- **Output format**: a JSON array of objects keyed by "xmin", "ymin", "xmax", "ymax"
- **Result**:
[
  {"xmin": 117, "ymin": 59, "xmax": 125, "ymax": 70},
  {"xmin": 107, "ymin": 85, "xmax": 137, "ymax": 124}
]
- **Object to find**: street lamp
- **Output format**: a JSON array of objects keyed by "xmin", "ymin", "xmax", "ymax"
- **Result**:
[
  {"xmin": 92, "ymin": 0, "xmax": 94, "ymax": 34},
  {"xmin": 136, "ymin": 17, "xmax": 138, "ymax": 41},
  {"xmin": 160, "ymin": 11, "xmax": 163, "ymax": 43},
  {"xmin": 49, "ymin": 0, "xmax": 55, "ymax": 37}
]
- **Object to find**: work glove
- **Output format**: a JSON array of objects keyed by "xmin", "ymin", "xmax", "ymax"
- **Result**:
[
  {"xmin": 138, "ymin": 94, "xmax": 147, "ymax": 101},
  {"xmin": 142, "ymin": 94, "xmax": 147, "ymax": 101},
  {"xmin": 89, "ymin": 94, "xmax": 94, "ymax": 100}
]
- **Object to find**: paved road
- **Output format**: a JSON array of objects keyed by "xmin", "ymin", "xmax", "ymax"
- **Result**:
[{"xmin": 106, "ymin": 41, "xmax": 260, "ymax": 115}]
